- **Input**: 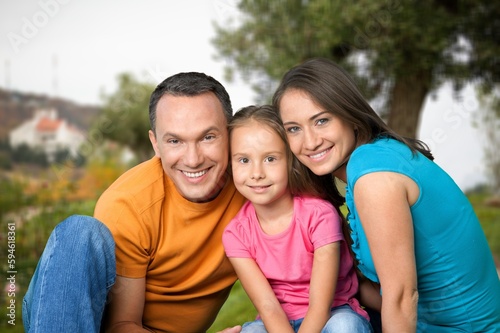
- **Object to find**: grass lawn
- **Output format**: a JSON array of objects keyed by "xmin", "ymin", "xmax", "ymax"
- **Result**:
[
  {"xmin": 207, "ymin": 281, "xmax": 257, "ymax": 332},
  {"xmin": 467, "ymin": 194, "xmax": 500, "ymax": 264}
]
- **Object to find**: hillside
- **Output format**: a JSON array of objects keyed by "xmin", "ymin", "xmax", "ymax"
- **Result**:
[{"xmin": 0, "ymin": 88, "xmax": 101, "ymax": 139}]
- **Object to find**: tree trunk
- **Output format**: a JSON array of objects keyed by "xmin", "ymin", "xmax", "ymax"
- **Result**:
[{"xmin": 388, "ymin": 69, "xmax": 432, "ymax": 138}]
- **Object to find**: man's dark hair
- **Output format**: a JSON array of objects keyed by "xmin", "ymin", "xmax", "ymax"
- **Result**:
[{"xmin": 149, "ymin": 72, "xmax": 233, "ymax": 133}]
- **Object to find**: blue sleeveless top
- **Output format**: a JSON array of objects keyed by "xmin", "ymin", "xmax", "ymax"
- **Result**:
[{"xmin": 345, "ymin": 137, "xmax": 500, "ymax": 332}]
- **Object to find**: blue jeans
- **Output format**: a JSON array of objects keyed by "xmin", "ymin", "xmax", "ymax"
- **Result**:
[
  {"xmin": 22, "ymin": 215, "xmax": 116, "ymax": 333},
  {"xmin": 242, "ymin": 304, "xmax": 374, "ymax": 333}
]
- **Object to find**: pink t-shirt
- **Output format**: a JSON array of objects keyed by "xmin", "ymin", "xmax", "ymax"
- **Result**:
[{"xmin": 223, "ymin": 195, "xmax": 369, "ymax": 321}]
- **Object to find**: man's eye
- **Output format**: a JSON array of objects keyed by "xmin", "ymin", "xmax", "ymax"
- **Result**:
[
  {"xmin": 204, "ymin": 134, "xmax": 216, "ymax": 141},
  {"xmin": 167, "ymin": 139, "xmax": 179, "ymax": 144}
]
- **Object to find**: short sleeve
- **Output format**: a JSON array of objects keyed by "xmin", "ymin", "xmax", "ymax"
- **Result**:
[
  {"xmin": 307, "ymin": 199, "xmax": 344, "ymax": 250},
  {"xmin": 94, "ymin": 189, "xmax": 151, "ymax": 278},
  {"xmin": 222, "ymin": 218, "xmax": 253, "ymax": 259}
]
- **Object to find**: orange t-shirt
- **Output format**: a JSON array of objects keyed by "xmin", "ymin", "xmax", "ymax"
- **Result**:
[{"xmin": 94, "ymin": 157, "xmax": 246, "ymax": 332}]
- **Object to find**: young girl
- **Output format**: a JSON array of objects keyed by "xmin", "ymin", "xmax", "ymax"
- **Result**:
[{"xmin": 222, "ymin": 105, "xmax": 372, "ymax": 333}]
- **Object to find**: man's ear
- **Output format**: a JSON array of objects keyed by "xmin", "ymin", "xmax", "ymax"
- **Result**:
[{"xmin": 149, "ymin": 130, "xmax": 160, "ymax": 157}]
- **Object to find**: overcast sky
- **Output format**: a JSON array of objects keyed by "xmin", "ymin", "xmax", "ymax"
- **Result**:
[{"xmin": 0, "ymin": 0, "xmax": 487, "ymax": 190}]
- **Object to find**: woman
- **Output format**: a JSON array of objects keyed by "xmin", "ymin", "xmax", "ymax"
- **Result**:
[{"xmin": 272, "ymin": 57, "xmax": 500, "ymax": 332}]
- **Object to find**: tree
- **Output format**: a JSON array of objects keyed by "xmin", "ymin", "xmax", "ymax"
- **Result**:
[
  {"xmin": 212, "ymin": 0, "xmax": 500, "ymax": 138},
  {"xmin": 92, "ymin": 73, "xmax": 156, "ymax": 162},
  {"xmin": 476, "ymin": 87, "xmax": 500, "ymax": 197}
]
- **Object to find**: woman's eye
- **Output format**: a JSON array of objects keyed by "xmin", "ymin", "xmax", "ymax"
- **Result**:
[
  {"xmin": 316, "ymin": 118, "xmax": 328, "ymax": 126},
  {"xmin": 287, "ymin": 126, "xmax": 300, "ymax": 133}
]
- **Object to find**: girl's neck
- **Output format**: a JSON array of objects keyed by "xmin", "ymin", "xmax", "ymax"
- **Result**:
[{"xmin": 254, "ymin": 192, "xmax": 294, "ymax": 235}]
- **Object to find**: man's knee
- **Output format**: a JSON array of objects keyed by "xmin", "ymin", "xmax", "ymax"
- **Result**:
[{"xmin": 57, "ymin": 215, "xmax": 107, "ymax": 234}]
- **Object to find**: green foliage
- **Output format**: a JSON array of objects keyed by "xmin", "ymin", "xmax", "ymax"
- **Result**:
[
  {"xmin": 468, "ymin": 193, "xmax": 500, "ymax": 259},
  {"xmin": 476, "ymin": 87, "xmax": 500, "ymax": 196},
  {"xmin": 94, "ymin": 73, "xmax": 156, "ymax": 162},
  {"xmin": 13, "ymin": 200, "xmax": 96, "ymax": 270},
  {"xmin": 10, "ymin": 143, "xmax": 48, "ymax": 167},
  {"xmin": 212, "ymin": 0, "xmax": 500, "ymax": 137},
  {"xmin": 1, "ymin": 199, "xmax": 96, "ymax": 332},
  {"xmin": 52, "ymin": 148, "xmax": 86, "ymax": 167},
  {"xmin": 0, "ymin": 139, "xmax": 12, "ymax": 170},
  {"xmin": 72, "ymin": 147, "xmax": 130, "ymax": 200},
  {"xmin": 0, "ymin": 176, "xmax": 36, "ymax": 218}
]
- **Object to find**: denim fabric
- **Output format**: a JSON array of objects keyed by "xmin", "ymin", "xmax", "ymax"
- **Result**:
[
  {"xmin": 22, "ymin": 215, "xmax": 116, "ymax": 333},
  {"xmin": 241, "ymin": 304, "xmax": 373, "ymax": 333},
  {"xmin": 321, "ymin": 305, "xmax": 374, "ymax": 333}
]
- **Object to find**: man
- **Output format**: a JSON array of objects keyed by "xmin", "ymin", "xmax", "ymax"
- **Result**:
[{"xmin": 23, "ymin": 72, "xmax": 246, "ymax": 332}]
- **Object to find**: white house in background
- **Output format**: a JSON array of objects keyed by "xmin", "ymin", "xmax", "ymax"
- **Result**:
[{"xmin": 9, "ymin": 108, "xmax": 86, "ymax": 161}]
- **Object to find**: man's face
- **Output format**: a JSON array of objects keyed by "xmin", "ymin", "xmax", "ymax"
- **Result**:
[{"xmin": 149, "ymin": 92, "xmax": 229, "ymax": 202}]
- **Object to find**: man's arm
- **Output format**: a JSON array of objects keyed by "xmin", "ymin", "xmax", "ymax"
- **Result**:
[{"xmin": 103, "ymin": 276, "xmax": 149, "ymax": 333}]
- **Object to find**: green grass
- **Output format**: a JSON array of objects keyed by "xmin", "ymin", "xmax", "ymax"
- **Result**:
[
  {"xmin": 207, "ymin": 281, "xmax": 257, "ymax": 332},
  {"xmin": 467, "ymin": 193, "xmax": 500, "ymax": 262}
]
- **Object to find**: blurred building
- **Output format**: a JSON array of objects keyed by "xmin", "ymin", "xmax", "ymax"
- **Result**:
[{"xmin": 9, "ymin": 108, "xmax": 85, "ymax": 161}]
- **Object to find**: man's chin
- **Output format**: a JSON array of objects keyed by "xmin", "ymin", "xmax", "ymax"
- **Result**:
[
  {"xmin": 178, "ymin": 184, "xmax": 221, "ymax": 203},
  {"xmin": 175, "ymin": 170, "xmax": 228, "ymax": 203}
]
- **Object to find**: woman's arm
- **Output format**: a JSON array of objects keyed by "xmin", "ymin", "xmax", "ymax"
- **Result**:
[
  {"xmin": 229, "ymin": 257, "xmax": 294, "ymax": 333},
  {"xmin": 298, "ymin": 242, "xmax": 340, "ymax": 333},
  {"xmin": 354, "ymin": 171, "xmax": 419, "ymax": 333}
]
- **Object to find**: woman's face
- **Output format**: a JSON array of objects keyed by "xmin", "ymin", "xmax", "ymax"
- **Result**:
[{"xmin": 278, "ymin": 89, "xmax": 357, "ymax": 181}]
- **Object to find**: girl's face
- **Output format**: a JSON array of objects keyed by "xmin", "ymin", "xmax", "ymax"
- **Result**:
[
  {"xmin": 278, "ymin": 89, "xmax": 357, "ymax": 181},
  {"xmin": 230, "ymin": 120, "xmax": 291, "ymax": 208}
]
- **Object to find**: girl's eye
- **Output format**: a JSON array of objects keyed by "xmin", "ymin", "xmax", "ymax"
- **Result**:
[
  {"xmin": 265, "ymin": 156, "xmax": 276, "ymax": 163},
  {"xmin": 238, "ymin": 157, "xmax": 249, "ymax": 164}
]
